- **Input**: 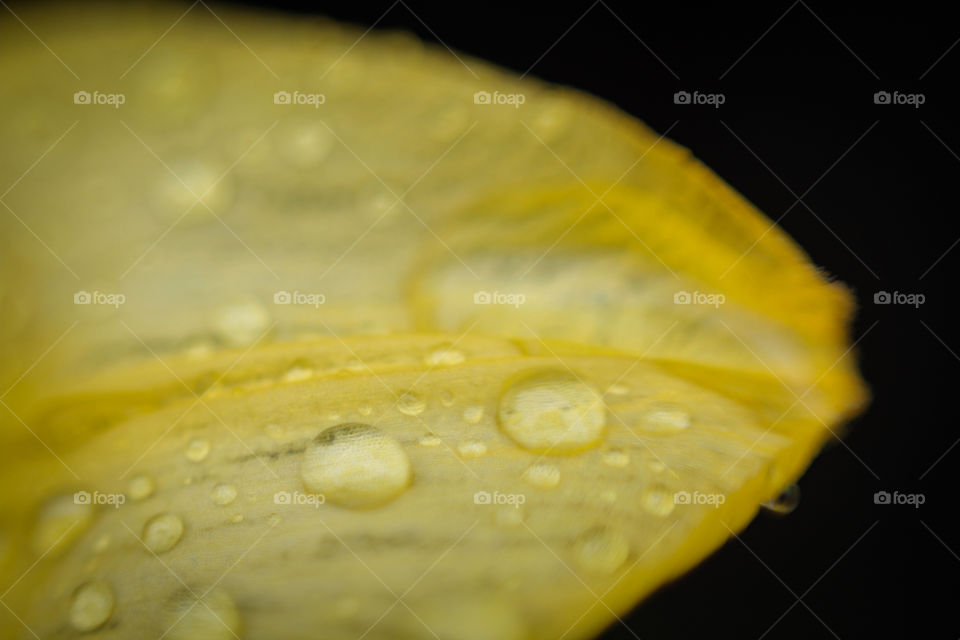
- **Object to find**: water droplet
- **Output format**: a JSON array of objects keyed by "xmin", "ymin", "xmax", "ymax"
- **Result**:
[
  {"xmin": 397, "ymin": 391, "xmax": 426, "ymax": 417},
  {"xmin": 358, "ymin": 405, "xmax": 372, "ymax": 417},
  {"xmin": 93, "ymin": 534, "xmax": 111, "ymax": 553},
  {"xmin": 265, "ymin": 423, "xmax": 284, "ymax": 440},
  {"xmin": 523, "ymin": 464, "xmax": 561, "ymax": 488},
  {"xmin": 185, "ymin": 439, "xmax": 210, "ymax": 462},
  {"xmin": 648, "ymin": 460, "xmax": 667, "ymax": 473},
  {"xmin": 494, "ymin": 505, "xmax": 524, "ymax": 528},
  {"xmin": 440, "ymin": 390, "xmax": 455, "ymax": 407},
  {"xmin": 600, "ymin": 489, "xmax": 618, "ymax": 503},
  {"xmin": 32, "ymin": 494, "xmax": 94, "ymax": 556},
  {"xmin": 166, "ymin": 588, "xmax": 241, "ymax": 640},
  {"xmin": 640, "ymin": 403, "xmax": 691, "ymax": 432},
  {"xmin": 762, "ymin": 484, "xmax": 800, "ymax": 515},
  {"xmin": 128, "ymin": 474, "xmax": 155, "ymax": 501},
  {"xmin": 411, "ymin": 595, "xmax": 526, "ymax": 640},
  {"xmin": 275, "ymin": 120, "xmax": 334, "ymax": 168},
  {"xmin": 143, "ymin": 513, "xmax": 184, "ymax": 553},
  {"xmin": 498, "ymin": 370, "xmax": 606, "ymax": 453},
  {"xmin": 463, "ymin": 405, "xmax": 484, "ymax": 424},
  {"xmin": 575, "ymin": 526, "xmax": 629, "ymax": 574},
  {"xmin": 213, "ymin": 301, "xmax": 270, "ymax": 347},
  {"xmin": 301, "ymin": 423, "xmax": 412, "ymax": 508},
  {"xmin": 457, "ymin": 441, "xmax": 487, "ymax": 458},
  {"xmin": 69, "ymin": 581, "xmax": 114, "ymax": 632},
  {"xmin": 267, "ymin": 513, "xmax": 282, "ymax": 526},
  {"xmin": 641, "ymin": 485, "xmax": 675, "ymax": 517},
  {"xmin": 211, "ymin": 484, "xmax": 238, "ymax": 506},
  {"xmin": 282, "ymin": 363, "xmax": 314, "ymax": 382},
  {"xmin": 152, "ymin": 159, "xmax": 234, "ymax": 221},
  {"xmin": 605, "ymin": 384, "xmax": 629, "ymax": 396},
  {"xmin": 425, "ymin": 346, "xmax": 466, "ymax": 366},
  {"xmin": 603, "ymin": 450, "xmax": 630, "ymax": 467},
  {"xmin": 418, "ymin": 434, "xmax": 442, "ymax": 447},
  {"xmin": 230, "ymin": 514, "xmax": 244, "ymax": 524}
]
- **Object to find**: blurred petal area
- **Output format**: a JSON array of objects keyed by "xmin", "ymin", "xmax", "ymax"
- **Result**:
[{"xmin": 0, "ymin": 2, "xmax": 866, "ymax": 639}]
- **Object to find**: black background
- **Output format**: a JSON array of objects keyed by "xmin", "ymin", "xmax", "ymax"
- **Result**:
[{"xmin": 148, "ymin": 1, "xmax": 960, "ymax": 637}]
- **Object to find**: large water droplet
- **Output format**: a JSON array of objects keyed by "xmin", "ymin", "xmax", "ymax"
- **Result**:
[
  {"xmin": 301, "ymin": 423, "xmax": 412, "ymax": 508},
  {"xmin": 498, "ymin": 370, "xmax": 606, "ymax": 453},
  {"xmin": 69, "ymin": 581, "xmax": 114, "ymax": 632},
  {"xmin": 143, "ymin": 513, "xmax": 184, "ymax": 553},
  {"xmin": 575, "ymin": 526, "xmax": 630, "ymax": 574},
  {"xmin": 167, "ymin": 588, "xmax": 242, "ymax": 640},
  {"xmin": 762, "ymin": 484, "xmax": 800, "ymax": 515},
  {"xmin": 32, "ymin": 494, "xmax": 94, "ymax": 556},
  {"xmin": 397, "ymin": 391, "xmax": 426, "ymax": 417}
]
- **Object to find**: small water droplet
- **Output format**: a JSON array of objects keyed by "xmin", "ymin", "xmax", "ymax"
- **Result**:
[
  {"xmin": 282, "ymin": 363, "xmax": 314, "ymax": 382},
  {"xmin": 603, "ymin": 450, "xmax": 630, "ymax": 468},
  {"xmin": 640, "ymin": 403, "xmax": 691, "ymax": 432},
  {"xmin": 440, "ymin": 390, "xmax": 455, "ymax": 407},
  {"xmin": 143, "ymin": 514, "xmax": 184, "ymax": 553},
  {"xmin": 575, "ymin": 526, "xmax": 629, "ymax": 574},
  {"xmin": 606, "ymin": 384, "xmax": 629, "ymax": 396},
  {"xmin": 275, "ymin": 120, "xmax": 334, "ymax": 168},
  {"xmin": 498, "ymin": 370, "xmax": 606, "ymax": 453},
  {"xmin": 457, "ymin": 441, "xmax": 487, "ymax": 458},
  {"xmin": 128, "ymin": 474, "xmax": 155, "ymax": 501},
  {"xmin": 166, "ymin": 588, "xmax": 241, "ymax": 640},
  {"xmin": 267, "ymin": 513, "xmax": 282, "ymax": 526},
  {"xmin": 358, "ymin": 405, "xmax": 372, "ymax": 417},
  {"xmin": 425, "ymin": 346, "xmax": 466, "ymax": 366},
  {"xmin": 93, "ymin": 534, "xmax": 111, "ymax": 553},
  {"xmin": 494, "ymin": 505, "xmax": 524, "ymax": 528},
  {"xmin": 211, "ymin": 484, "xmax": 238, "ymax": 506},
  {"xmin": 230, "ymin": 513, "xmax": 244, "ymax": 524},
  {"xmin": 463, "ymin": 405, "xmax": 484, "ymax": 424},
  {"xmin": 213, "ymin": 301, "xmax": 270, "ymax": 347},
  {"xmin": 641, "ymin": 485, "xmax": 675, "ymax": 517},
  {"xmin": 523, "ymin": 464, "xmax": 561, "ymax": 488},
  {"xmin": 762, "ymin": 484, "xmax": 800, "ymax": 515},
  {"xmin": 600, "ymin": 489, "xmax": 618, "ymax": 503},
  {"xmin": 32, "ymin": 494, "xmax": 94, "ymax": 556},
  {"xmin": 648, "ymin": 460, "xmax": 667, "ymax": 473},
  {"xmin": 69, "ymin": 581, "xmax": 114, "ymax": 631},
  {"xmin": 265, "ymin": 423, "xmax": 284, "ymax": 440},
  {"xmin": 397, "ymin": 391, "xmax": 426, "ymax": 416},
  {"xmin": 301, "ymin": 423, "xmax": 412, "ymax": 508},
  {"xmin": 418, "ymin": 434, "xmax": 442, "ymax": 447},
  {"xmin": 185, "ymin": 439, "xmax": 210, "ymax": 462}
]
